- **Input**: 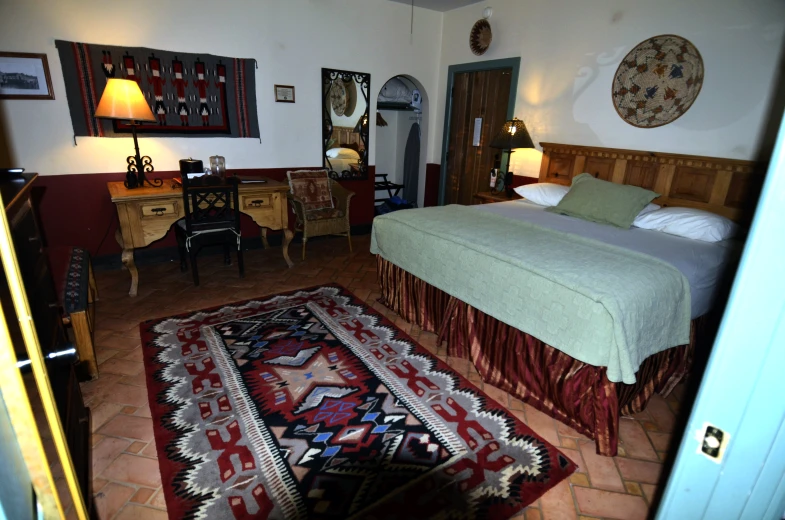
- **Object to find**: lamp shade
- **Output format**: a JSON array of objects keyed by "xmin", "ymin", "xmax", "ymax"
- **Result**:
[
  {"xmin": 489, "ymin": 118, "xmax": 535, "ymax": 150},
  {"xmin": 94, "ymin": 78, "xmax": 156, "ymax": 122}
]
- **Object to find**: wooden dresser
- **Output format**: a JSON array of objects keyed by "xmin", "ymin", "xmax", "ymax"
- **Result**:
[{"xmin": 0, "ymin": 173, "xmax": 90, "ymax": 512}]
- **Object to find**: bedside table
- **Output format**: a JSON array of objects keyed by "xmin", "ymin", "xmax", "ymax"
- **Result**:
[{"xmin": 473, "ymin": 191, "xmax": 522, "ymax": 204}]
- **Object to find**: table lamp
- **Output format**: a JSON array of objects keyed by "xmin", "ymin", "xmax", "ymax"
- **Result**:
[
  {"xmin": 489, "ymin": 118, "xmax": 535, "ymax": 195},
  {"xmin": 94, "ymin": 78, "xmax": 162, "ymax": 189}
]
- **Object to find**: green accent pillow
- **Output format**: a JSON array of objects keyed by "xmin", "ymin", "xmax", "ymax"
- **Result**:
[{"xmin": 545, "ymin": 173, "xmax": 659, "ymax": 228}]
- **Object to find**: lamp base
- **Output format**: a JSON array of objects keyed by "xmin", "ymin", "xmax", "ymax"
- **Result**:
[
  {"xmin": 123, "ymin": 122, "xmax": 163, "ymax": 189},
  {"xmin": 125, "ymin": 155, "xmax": 163, "ymax": 189}
]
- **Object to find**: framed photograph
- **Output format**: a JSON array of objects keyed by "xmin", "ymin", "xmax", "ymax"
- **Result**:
[
  {"xmin": 0, "ymin": 52, "xmax": 54, "ymax": 100},
  {"xmin": 274, "ymin": 84, "xmax": 295, "ymax": 103}
]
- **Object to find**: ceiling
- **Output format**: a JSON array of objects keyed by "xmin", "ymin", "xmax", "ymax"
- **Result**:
[{"xmin": 385, "ymin": 0, "xmax": 484, "ymax": 12}]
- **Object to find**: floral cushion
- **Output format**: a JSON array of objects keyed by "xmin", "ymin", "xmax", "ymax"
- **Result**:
[
  {"xmin": 287, "ymin": 169, "xmax": 334, "ymax": 212},
  {"xmin": 305, "ymin": 208, "xmax": 345, "ymax": 221}
]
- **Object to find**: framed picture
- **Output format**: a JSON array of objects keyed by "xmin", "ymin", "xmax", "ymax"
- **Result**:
[
  {"xmin": 0, "ymin": 52, "xmax": 54, "ymax": 100},
  {"xmin": 274, "ymin": 84, "xmax": 295, "ymax": 103}
]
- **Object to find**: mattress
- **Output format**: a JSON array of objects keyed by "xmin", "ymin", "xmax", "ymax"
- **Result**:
[
  {"xmin": 371, "ymin": 204, "xmax": 692, "ymax": 384},
  {"xmin": 475, "ymin": 200, "xmax": 740, "ymax": 318}
]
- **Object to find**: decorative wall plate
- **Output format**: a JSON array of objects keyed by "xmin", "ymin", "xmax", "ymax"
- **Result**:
[
  {"xmin": 330, "ymin": 79, "xmax": 357, "ymax": 117},
  {"xmin": 612, "ymin": 34, "xmax": 704, "ymax": 128},
  {"xmin": 470, "ymin": 19, "xmax": 492, "ymax": 56}
]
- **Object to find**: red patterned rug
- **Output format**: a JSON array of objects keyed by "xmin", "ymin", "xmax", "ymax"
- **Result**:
[{"xmin": 141, "ymin": 285, "xmax": 575, "ymax": 519}]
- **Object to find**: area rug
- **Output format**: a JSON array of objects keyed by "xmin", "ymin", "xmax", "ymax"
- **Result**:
[{"xmin": 140, "ymin": 285, "xmax": 575, "ymax": 519}]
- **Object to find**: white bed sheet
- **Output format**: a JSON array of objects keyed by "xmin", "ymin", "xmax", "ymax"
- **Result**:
[{"xmin": 475, "ymin": 200, "xmax": 741, "ymax": 318}]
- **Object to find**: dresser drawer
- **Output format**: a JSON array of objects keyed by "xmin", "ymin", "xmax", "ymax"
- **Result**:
[
  {"xmin": 140, "ymin": 201, "xmax": 180, "ymax": 219},
  {"xmin": 240, "ymin": 193, "xmax": 273, "ymax": 210}
]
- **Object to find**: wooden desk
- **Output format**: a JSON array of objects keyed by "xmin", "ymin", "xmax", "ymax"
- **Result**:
[{"xmin": 108, "ymin": 178, "xmax": 293, "ymax": 297}]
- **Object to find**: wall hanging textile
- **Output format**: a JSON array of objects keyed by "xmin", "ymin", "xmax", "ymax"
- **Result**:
[
  {"xmin": 55, "ymin": 40, "xmax": 259, "ymax": 138},
  {"xmin": 612, "ymin": 34, "xmax": 704, "ymax": 128}
]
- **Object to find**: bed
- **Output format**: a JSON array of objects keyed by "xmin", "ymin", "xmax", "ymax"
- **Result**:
[
  {"xmin": 371, "ymin": 142, "xmax": 761, "ymax": 455},
  {"xmin": 325, "ymin": 126, "xmax": 363, "ymax": 174}
]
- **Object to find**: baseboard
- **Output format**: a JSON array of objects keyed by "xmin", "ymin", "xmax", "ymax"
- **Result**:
[{"xmin": 93, "ymin": 223, "xmax": 373, "ymax": 271}]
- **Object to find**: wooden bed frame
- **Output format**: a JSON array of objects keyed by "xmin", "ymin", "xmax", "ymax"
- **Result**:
[
  {"xmin": 538, "ymin": 142, "xmax": 761, "ymax": 222},
  {"xmin": 376, "ymin": 142, "xmax": 765, "ymax": 455},
  {"xmin": 330, "ymin": 125, "xmax": 365, "ymax": 152}
]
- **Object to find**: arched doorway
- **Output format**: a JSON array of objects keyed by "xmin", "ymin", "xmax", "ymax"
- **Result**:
[{"xmin": 374, "ymin": 75, "xmax": 429, "ymax": 209}]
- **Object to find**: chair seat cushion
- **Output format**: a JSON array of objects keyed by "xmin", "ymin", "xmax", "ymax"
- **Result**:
[
  {"xmin": 305, "ymin": 208, "xmax": 345, "ymax": 221},
  {"xmin": 48, "ymin": 246, "xmax": 89, "ymax": 317}
]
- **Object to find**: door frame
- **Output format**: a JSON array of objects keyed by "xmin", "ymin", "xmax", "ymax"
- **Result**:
[{"xmin": 438, "ymin": 57, "xmax": 521, "ymax": 205}]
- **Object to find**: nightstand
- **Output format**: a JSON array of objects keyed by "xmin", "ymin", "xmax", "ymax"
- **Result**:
[{"xmin": 473, "ymin": 191, "xmax": 522, "ymax": 204}]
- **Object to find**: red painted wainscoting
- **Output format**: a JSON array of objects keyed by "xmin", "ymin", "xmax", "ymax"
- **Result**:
[
  {"xmin": 421, "ymin": 164, "xmax": 536, "ymax": 208},
  {"xmin": 34, "ymin": 167, "xmax": 376, "ymax": 257},
  {"xmin": 424, "ymin": 163, "xmax": 440, "ymax": 207},
  {"xmin": 511, "ymin": 176, "xmax": 538, "ymax": 189}
]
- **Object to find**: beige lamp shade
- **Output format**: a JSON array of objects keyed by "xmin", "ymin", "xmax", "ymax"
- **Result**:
[{"xmin": 94, "ymin": 78, "xmax": 156, "ymax": 122}]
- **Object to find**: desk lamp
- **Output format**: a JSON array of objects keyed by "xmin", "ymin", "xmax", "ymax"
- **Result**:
[{"xmin": 94, "ymin": 78, "xmax": 161, "ymax": 189}]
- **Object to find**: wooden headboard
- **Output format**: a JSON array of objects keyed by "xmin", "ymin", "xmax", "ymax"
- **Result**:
[
  {"xmin": 538, "ymin": 143, "xmax": 762, "ymax": 223},
  {"xmin": 330, "ymin": 126, "xmax": 364, "ymax": 152}
]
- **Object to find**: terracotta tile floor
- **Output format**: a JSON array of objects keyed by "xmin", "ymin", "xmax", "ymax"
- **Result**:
[{"xmin": 57, "ymin": 235, "xmax": 684, "ymax": 519}]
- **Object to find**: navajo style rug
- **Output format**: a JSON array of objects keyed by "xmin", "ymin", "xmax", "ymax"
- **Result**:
[{"xmin": 141, "ymin": 286, "xmax": 575, "ymax": 519}]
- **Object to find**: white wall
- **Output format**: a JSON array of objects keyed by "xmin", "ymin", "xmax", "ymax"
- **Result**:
[
  {"xmin": 0, "ymin": 0, "xmax": 443, "ymax": 175},
  {"xmin": 439, "ymin": 0, "xmax": 785, "ymax": 177},
  {"xmin": 375, "ymin": 109, "xmax": 399, "ymax": 180}
]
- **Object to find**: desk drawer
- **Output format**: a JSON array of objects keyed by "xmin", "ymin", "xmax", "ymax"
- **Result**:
[
  {"xmin": 241, "ymin": 194, "xmax": 273, "ymax": 210},
  {"xmin": 140, "ymin": 201, "xmax": 180, "ymax": 219}
]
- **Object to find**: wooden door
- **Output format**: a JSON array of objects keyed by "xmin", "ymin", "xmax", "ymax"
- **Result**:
[{"xmin": 445, "ymin": 68, "xmax": 512, "ymax": 205}]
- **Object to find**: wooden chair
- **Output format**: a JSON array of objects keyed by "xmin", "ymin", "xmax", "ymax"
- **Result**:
[
  {"xmin": 175, "ymin": 175, "xmax": 244, "ymax": 286},
  {"xmin": 286, "ymin": 169, "xmax": 354, "ymax": 260},
  {"xmin": 49, "ymin": 246, "xmax": 99, "ymax": 379}
]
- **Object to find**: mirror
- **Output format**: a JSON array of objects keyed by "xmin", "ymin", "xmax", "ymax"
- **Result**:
[{"xmin": 322, "ymin": 68, "xmax": 370, "ymax": 180}]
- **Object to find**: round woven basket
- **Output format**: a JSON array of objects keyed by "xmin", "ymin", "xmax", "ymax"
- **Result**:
[
  {"xmin": 612, "ymin": 34, "xmax": 704, "ymax": 128},
  {"xmin": 470, "ymin": 19, "xmax": 492, "ymax": 56}
]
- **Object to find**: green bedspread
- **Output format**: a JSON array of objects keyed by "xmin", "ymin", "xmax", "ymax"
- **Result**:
[{"xmin": 370, "ymin": 205, "xmax": 691, "ymax": 384}]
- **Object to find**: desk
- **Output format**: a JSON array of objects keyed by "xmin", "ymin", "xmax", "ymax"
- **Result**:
[{"xmin": 108, "ymin": 178, "xmax": 293, "ymax": 297}]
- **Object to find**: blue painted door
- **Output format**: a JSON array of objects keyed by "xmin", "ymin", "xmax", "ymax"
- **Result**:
[{"xmin": 656, "ymin": 115, "xmax": 785, "ymax": 519}]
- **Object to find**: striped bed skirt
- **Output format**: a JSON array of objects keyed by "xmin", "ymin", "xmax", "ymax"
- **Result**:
[{"xmin": 376, "ymin": 256, "xmax": 704, "ymax": 456}]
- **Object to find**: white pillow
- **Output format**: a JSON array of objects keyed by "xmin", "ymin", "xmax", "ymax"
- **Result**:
[
  {"xmin": 326, "ymin": 147, "xmax": 360, "ymax": 160},
  {"xmin": 513, "ymin": 183, "xmax": 569, "ymax": 206},
  {"xmin": 633, "ymin": 207, "xmax": 741, "ymax": 242},
  {"xmin": 637, "ymin": 203, "xmax": 661, "ymax": 217},
  {"xmin": 514, "ymin": 182, "xmax": 659, "ymax": 215}
]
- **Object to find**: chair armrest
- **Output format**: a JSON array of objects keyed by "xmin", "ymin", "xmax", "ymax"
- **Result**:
[
  {"xmin": 330, "ymin": 181, "xmax": 355, "ymax": 219},
  {"xmin": 286, "ymin": 192, "xmax": 307, "ymax": 224}
]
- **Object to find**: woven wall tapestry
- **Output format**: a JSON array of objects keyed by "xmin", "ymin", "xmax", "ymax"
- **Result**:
[
  {"xmin": 612, "ymin": 34, "xmax": 704, "ymax": 128},
  {"xmin": 55, "ymin": 40, "xmax": 259, "ymax": 138}
]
